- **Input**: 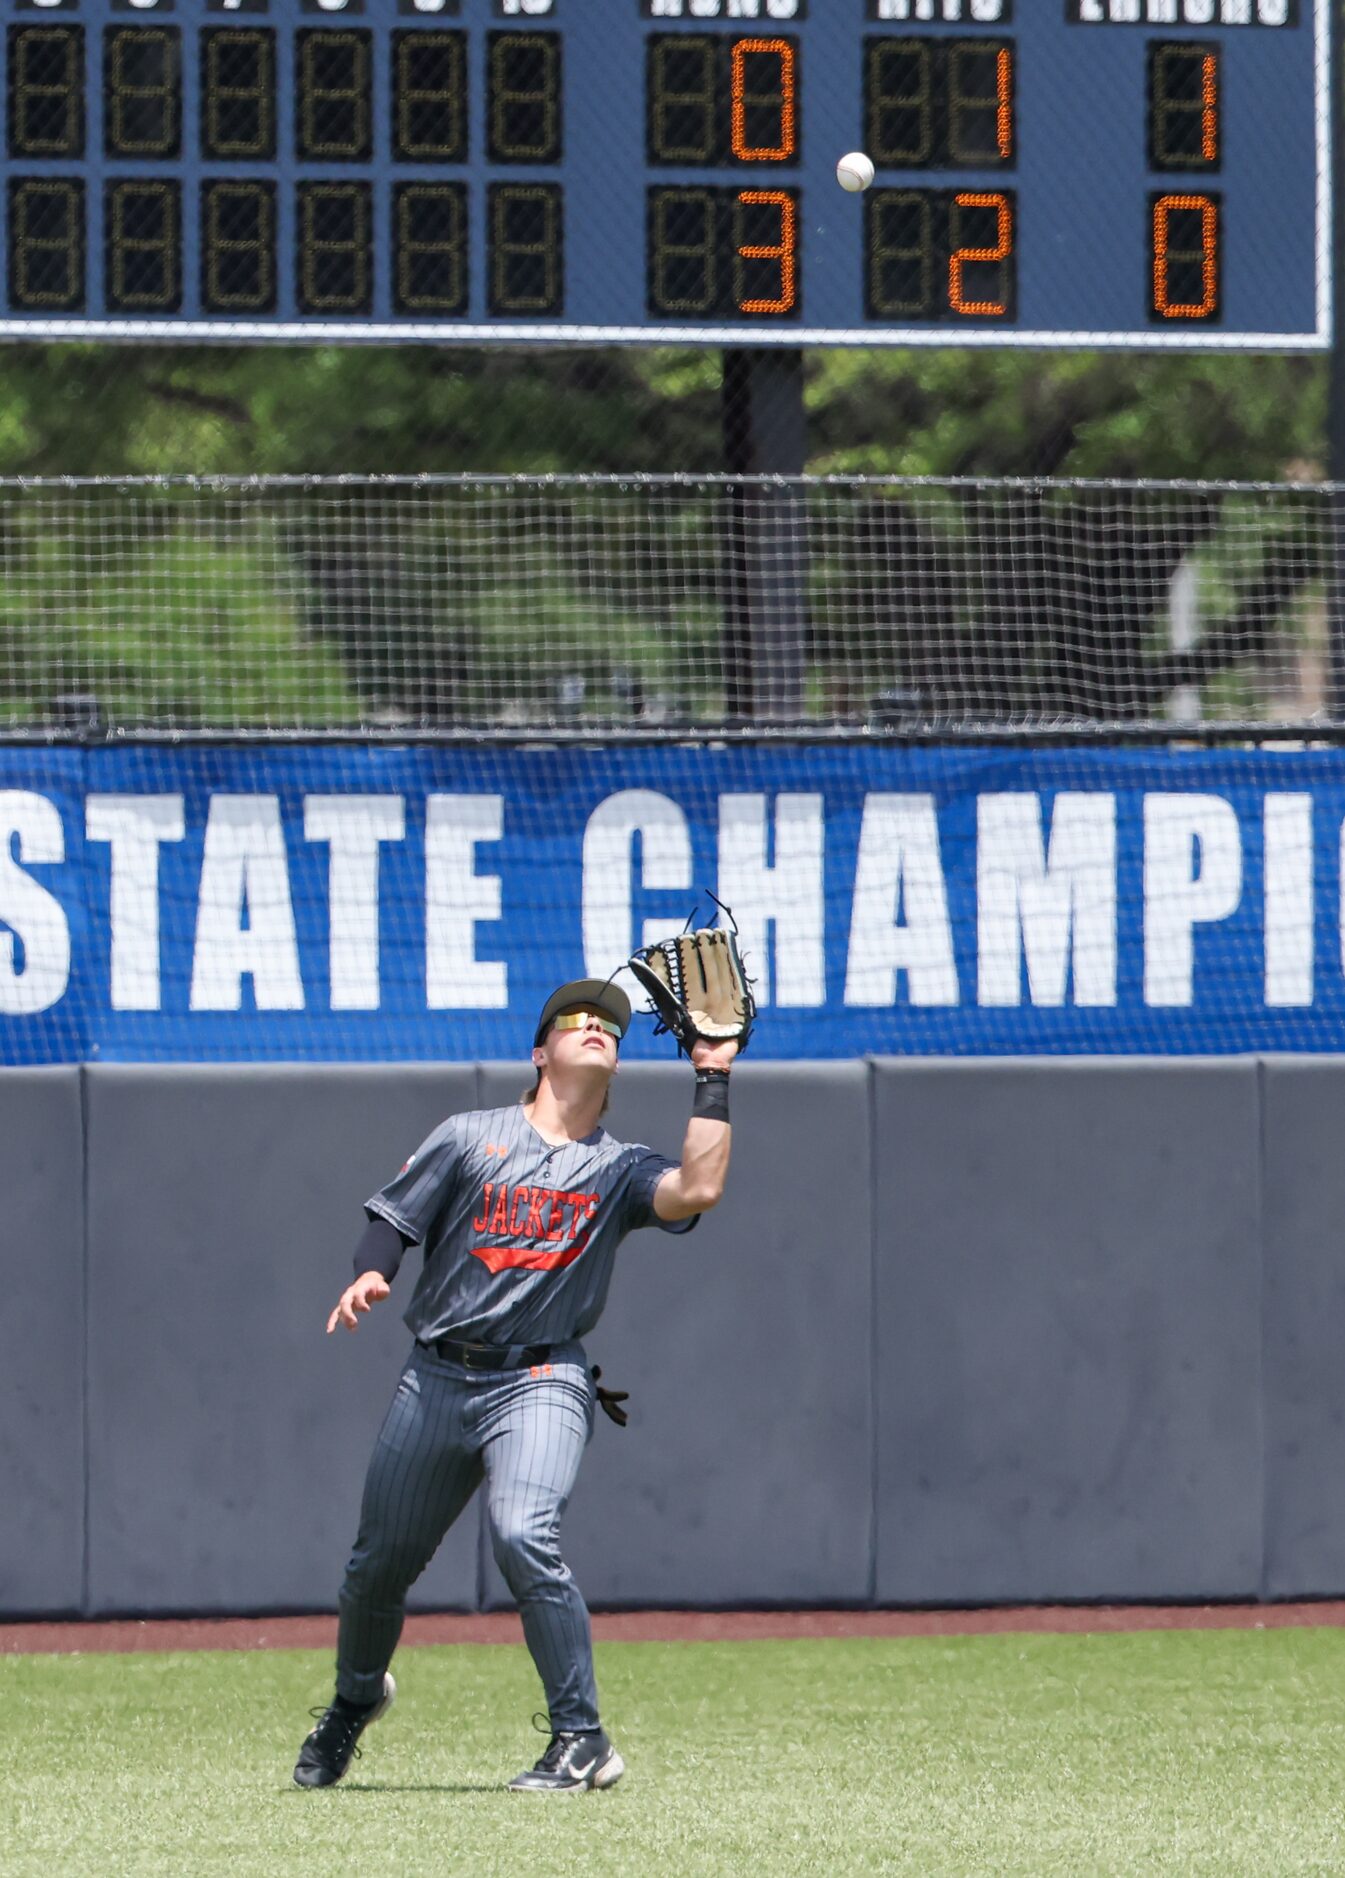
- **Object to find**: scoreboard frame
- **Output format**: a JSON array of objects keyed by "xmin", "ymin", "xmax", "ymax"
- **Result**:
[{"xmin": 0, "ymin": 0, "xmax": 1330, "ymax": 349}]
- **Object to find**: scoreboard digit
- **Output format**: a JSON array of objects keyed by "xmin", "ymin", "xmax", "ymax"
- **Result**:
[
  {"xmin": 202, "ymin": 178, "xmax": 276, "ymax": 312},
  {"xmin": 863, "ymin": 37, "xmax": 1015, "ymax": 170},
  {"xmin": 9, "ymin": 24, "xmax": 84, "ymax": 158},
  {"xmin": 200, "ymin": 28, "xmax": 276, "ymax": 161},
  {"xmin": 392, "ymin": 30, "xmax": 466, "ymax": 162},
  {"xmin": 0, "ymin": 0, "xmax": 1324, "ymax": 345}
]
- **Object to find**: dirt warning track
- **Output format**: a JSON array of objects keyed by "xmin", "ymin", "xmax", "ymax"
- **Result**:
[{"xmin": 3, "ymin": 1602, "xmax": 1344, "ymax": 1657}]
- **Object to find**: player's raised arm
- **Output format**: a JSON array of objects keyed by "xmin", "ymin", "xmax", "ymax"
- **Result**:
[
  {"xmin": 626, "ymin": 917, "xmax": 755, "ymax": 1222},
  {"xmin": 653, "ymin": 1036, "xmax": 738, "ymax": 1221}
]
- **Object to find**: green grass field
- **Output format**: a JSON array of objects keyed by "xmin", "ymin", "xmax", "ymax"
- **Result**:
[{"xmin": 4, "ymin": 1628, "xmax": 1345, "ymax": 1877}]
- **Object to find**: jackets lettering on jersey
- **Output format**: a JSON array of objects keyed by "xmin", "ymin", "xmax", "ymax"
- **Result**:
[{"xmin": 470, "ymin": 1181, "xmax": 601, "ymax": 1274}]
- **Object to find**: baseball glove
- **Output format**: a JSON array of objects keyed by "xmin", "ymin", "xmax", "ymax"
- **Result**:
[{"xmin": 628, "ymin": 918, "xmax": 756, "ymax": 1056}]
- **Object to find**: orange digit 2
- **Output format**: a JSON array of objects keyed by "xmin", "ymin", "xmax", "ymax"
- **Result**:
[
  {"xmin": 736, "ymin": 189, "xmax": 797, "ymax": 315},
  {"xmin": 948, "ymin": 191, "xmax": 1011, "ymax": 316}
]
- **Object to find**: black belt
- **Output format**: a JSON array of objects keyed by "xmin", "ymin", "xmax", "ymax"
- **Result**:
[{"xmin": 419, "ymin": 1336, "xmax": 553, "ymax": 1371}]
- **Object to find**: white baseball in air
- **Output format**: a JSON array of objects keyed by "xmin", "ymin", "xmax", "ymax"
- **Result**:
[{"xmin": 836, "ymin": 151, "xmax": 875, "ymax": 193}]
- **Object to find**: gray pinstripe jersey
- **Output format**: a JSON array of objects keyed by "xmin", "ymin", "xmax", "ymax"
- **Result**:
[{"xmin": 366, "ymin": 1104, "xmax": 696, "ymax": 1346}]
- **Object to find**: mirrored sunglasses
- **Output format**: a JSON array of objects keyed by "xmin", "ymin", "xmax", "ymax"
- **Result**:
[{"xmin": 552, "ymin": 1011, "xmax": 622, "ymax": 1040}]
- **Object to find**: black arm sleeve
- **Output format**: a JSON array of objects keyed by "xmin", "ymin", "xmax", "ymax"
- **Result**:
[{"xmin": 354, "ymin": 1214, "xmax": 414, "ymax": 1284}]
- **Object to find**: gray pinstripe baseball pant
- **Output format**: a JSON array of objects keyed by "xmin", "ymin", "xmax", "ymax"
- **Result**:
[{"xmin": 336, "ymin": 1340, "xmax": 600, "ymax": 1732}]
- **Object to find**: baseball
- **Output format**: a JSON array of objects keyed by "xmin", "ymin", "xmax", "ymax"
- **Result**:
[{"xmin": 836, "ymin": 151, "xmax": 875, "ymax": 193}]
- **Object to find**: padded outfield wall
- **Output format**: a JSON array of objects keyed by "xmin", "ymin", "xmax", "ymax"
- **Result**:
[
  {"xmin": 2, "ymin": 743, "xmax": 1344, "ymax": 1616},
  {"xmin": 7, "ymin": 1054, "xmax": 1345, "ymax": 1618}
]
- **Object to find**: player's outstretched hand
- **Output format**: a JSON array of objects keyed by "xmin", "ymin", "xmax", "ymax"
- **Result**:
[
  {"xmin": 691, "ymin": 1037, "xmax": 739, "ymax": 1074},
  {"xmin": 327, "ymin": 1271, "xmax": 391, "ymax": 1335}
]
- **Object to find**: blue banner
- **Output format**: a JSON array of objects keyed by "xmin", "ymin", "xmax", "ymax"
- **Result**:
[{"xmin": 1, "ymin": 743, "xmax": 1343, "ymax": 1062}]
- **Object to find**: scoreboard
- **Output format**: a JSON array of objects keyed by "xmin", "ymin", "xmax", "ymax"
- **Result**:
[{"xmin": 0, "ymin": 0, "xmax": 1327, "ymax": 344}]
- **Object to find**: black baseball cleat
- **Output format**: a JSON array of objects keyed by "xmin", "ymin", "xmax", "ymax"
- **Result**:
[
  {"xmin": 292, "ymin": 1672, "xmax": 396, "ymax": 1788},
  {"xmin": 508, "ymin": 1725, "xmax": 625, "ymax": 1793}
]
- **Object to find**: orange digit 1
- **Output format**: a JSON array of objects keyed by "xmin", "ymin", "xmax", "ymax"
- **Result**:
[
  {"xmin": 736, "ymin": 188, "xmax": 796, "ymax": 314},
  {"xmin": 1200, "ymin": 53, "xmax": 1218, "ymax": 162},
  {"xmin": 731, "ymin": 37, "xmax": 796, "ymax": 163},
  {"xmin": 996, "ymin": 47, "xmax": 1013, "ymax": 160},
  {"xmin": 948, "ymin": 191, "xmax": 1011, "ymax": 316},
  {"xmin": 1153, "ymin": 192, "xmax": 1218, "ymax": 318}
]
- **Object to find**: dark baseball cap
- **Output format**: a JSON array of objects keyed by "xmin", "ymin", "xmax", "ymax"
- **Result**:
[{"xmin": 534, "ymin": 978, "xmax": 632, "ymax": 1048}]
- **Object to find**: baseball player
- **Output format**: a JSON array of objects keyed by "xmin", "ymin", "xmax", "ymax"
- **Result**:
[{"xmin": 293, "ymin": 975, "xmax": 738, "ymax": 1794}]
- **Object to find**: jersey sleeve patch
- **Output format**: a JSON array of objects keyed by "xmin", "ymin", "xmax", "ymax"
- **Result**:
[{"xmin": 367, "ymin": 1119, "xmax": 462, "ymax": 1246}]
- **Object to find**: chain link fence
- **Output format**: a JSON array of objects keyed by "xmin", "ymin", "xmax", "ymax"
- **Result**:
[{"xmin": 0, "ymin": 472, "xmax": 1335, "ymax": 739}]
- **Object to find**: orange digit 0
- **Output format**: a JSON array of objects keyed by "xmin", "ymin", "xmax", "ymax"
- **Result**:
[
  {"xmin": 948, "ymin": 190, "xmax": 1011, "ymax": 316},
  {"xmin": 737, "ymin": 188, "xmax": 796, "ymax": 315},
  {"xmin": 731, "ymin": 37, "xmax": 796, "ymax": 163},
  {"xmin": 1153, "ymin": 192, "xmax": 1218, "ymax": 318}
]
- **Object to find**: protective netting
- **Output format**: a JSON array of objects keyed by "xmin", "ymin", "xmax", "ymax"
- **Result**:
[{"xmin": 0, "ymin": 472, "xmax": 1336, "ymax": 739}]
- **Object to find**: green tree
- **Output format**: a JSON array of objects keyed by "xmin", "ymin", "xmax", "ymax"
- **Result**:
[
  {"xmin": 0, "ymin": 342, "xmax": 1327, "ymax": 728},
  {"xmin": 806, "ymin": 350, "xmax": 1326, "ymax": 481},
  {"xmin": 0, "ymin": 342, "xmax": 1324, "ymax": 479}
]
